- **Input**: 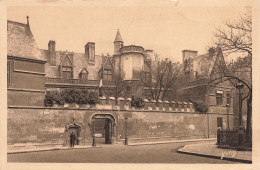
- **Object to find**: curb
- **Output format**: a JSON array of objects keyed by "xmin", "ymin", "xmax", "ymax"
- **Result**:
[
  {"xmin": 177, "ymin": 150, "xmax": 252, "ymax": 164},
  {"xmin": 8, "ymin": 146, "xmax": 101, "ymax": 154},
  {"xmin": 128, "ymin": 138, "xmax": 216, "ymax": 146}
]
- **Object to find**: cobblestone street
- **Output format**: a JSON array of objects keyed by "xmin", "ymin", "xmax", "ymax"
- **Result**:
[{"xmin": 8, "ymin": 141, "xmax": 239, "ymax": 163}]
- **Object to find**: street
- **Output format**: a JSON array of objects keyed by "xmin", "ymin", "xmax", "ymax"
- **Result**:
[{"xmin": 8, "ymin": 141, "xmax": 239, "ymax": 163}]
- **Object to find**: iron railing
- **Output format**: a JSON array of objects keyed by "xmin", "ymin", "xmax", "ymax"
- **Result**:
[{"xmin": 217, "ymin": 129, "xmax": 239, "ymax": 147}]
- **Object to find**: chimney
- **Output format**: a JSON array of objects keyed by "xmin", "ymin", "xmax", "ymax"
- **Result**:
[
  {"xmin": 48, "ymin": 40, "xmax": 56, "ymax": 66},
  {"xmin": 182, "ymin": 50, "xmax": 197, "ymax": 64},
  {"xmin": 208, "ymin": 47, "xmax": 215, "ymax": 58},
  {"xmin": 48, "ymin": 40, "xmax": 56, "ymax": 52},
  {"xmin": 145, "ymin": 50, "xmax": 154, "ymax": 60},
  {"xmin": 85, "ymin": 42, "xmax": 95, "ymax": 64}
]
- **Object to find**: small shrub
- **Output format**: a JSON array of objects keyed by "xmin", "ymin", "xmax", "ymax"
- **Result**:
[
  {"xmin": 190, "ymin": 100, "xmax": 208, "ymax": 113},
  {"xmin": 44, "ymin": 91, "xmax": 64, "ymax": 106},
  {"xmin": 131, "ymin": 96, "xmax": 145, "ymax": 108},
  {"xmin": 89, "ymin": 91, "xmax": 99, "ymax": 105}
]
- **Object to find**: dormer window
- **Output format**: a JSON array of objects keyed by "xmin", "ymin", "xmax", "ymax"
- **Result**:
[
  {"xmin": 79, "ymin": 68, "xmax": 89, "ymax": 80},
  {"xmin": 60, "ymin": 54, "xmax": 73, "ymax": 79},
  {"xmin": 104, "ymin": 69, "xmax": 112, "ymax": 81},
  {"xmin": 62, "ymin": 66, "xmax": 73, "ymax": 79}
]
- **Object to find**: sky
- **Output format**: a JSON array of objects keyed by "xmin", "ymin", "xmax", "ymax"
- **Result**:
[{"xmin": 7, "ymin": 1, "xmax": 251, "ymax": 63}]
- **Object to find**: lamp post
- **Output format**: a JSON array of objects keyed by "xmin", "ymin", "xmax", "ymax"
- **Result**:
[
  {"xmin": 125, "ymin": 117, "xmax": 128, "ymax": 145},
  {"xmin": 236, "ymin": 82, "xmax": 244, "ymax": 146},
  {"xmin": 92, "ymin": 118, "xmax": 96, "ymax": 146},
  {"xmin": 226, "ymin": 104, "xmax": 230, "ymax": 130}
]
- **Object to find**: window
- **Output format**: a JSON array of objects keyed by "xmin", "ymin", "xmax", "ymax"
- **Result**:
[
  {"xmin": 62, "ymin": 67, "xmax": 73, "ymax": 79},
  {"xmin": 127, "ymin": 86, "xmax": 131, "ymax": 92},
  {"xmin": 80, "ymin": 73, "xmax": 88, "ymax": 80},
  {"xmin": 103, "ymin": 69, "xmax": 112, "ymax": 81},
  {"xmin": 216, "ymin": 90, "xmax": 223, "ymax": 105},
  {"xmin": 226, "ymin": 92, "xmax": 231, "ymax": 105},
  {"xmin": 7, "ymin": 62, "xmax": 11, "ymax": 87},
  {"xmin": 217, "ymin": 117, "xmax": 223, "ymax": 128}
]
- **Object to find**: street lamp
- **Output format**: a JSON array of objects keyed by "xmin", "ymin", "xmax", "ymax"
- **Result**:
[
  {"xmin": 125, "ymin": 117, "xmax": 128, "ymax": 145},
  {"xmin": 92, "ymin": 118, "xmax": 96, "ymax": 146},
  {"xmin": 226, "ymin": 104, "xmax": 230, "ymax": 130},
  {"xmin": 236, "ymin": 82, "xmax": 244, "ymax": 146}
]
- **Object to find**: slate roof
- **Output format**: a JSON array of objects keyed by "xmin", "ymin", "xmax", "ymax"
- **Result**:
[{"xmin": 7, "ymin": 20, "xmax": 44, "ymax": 61}]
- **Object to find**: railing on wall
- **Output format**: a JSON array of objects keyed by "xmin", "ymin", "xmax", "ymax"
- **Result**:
[
  {"xmin": 120, "ymin": 45, "xmax": 145, "ymax": 54},
  {"xmin": 45, "ymin": 77, "xmax": 115, "ymax": 86}
]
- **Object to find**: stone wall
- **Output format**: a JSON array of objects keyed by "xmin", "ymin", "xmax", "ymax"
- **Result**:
[{"xmin": 7, "ymin": 104, "xmax": 233, "ymax": 145}]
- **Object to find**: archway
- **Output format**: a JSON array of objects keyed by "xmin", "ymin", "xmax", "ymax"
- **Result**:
[{"xmin": 90, "ymin": 114, "xmax": 116, "ymax": 144}]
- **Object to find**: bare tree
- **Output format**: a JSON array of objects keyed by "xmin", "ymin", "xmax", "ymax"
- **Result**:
[
  {"xmin": 139, "ymin": 57, "xmax": 181, "ymax": 102},
  {"xmin": 103, "ymin": 71, "xmax": 127, "ymax": 105},
  {"xmin": 214, "ymin": 13, "xmax": 252, "ymax": 57},
  {"xmin": 211, "ymin": 12, "xmax": 252, "ymax": 144}
]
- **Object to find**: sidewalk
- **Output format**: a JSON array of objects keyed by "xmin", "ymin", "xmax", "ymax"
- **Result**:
[
  {"xmin": 7, "ymin": 138, "xmax": 216, "ymax": 154},
  {"xmin": 128, "ymin": 138, "xmax": 216, "ymax": 146},
  {"xmin": 8, "ymin": 145, "xmax": 100, "ymax": 154},
  {"xmin": 177, "ymin": 142, "xmax": 252, "ymax": 163}
]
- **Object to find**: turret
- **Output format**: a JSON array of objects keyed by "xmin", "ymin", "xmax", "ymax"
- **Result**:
[{"xmin": 114, "ymin": 29, "xmax": 124, "ymax": 54}]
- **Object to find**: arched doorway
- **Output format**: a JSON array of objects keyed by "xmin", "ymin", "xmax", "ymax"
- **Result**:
[
  {"xmin": 65, "ymin": 118, "xmax": 82, "ymax": 145},
  {"xmin": 90, "ymin": 114, "xmax": 116, "ymax": 144}
]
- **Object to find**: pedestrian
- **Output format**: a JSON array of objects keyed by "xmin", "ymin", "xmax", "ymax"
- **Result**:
[{"xmin": 70, "ymin": 131, "xmax": 76, "ymax": 148}]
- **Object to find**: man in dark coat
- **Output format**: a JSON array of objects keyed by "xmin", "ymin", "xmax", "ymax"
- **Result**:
[{"xmin": 70, "ymin": 131, "xmax": 76, "ymax": 148}]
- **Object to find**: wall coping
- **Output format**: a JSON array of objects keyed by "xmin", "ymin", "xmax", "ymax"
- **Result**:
[{"xmin": 7, "ymin": 106, "xmax": 233, "ymax": 115}]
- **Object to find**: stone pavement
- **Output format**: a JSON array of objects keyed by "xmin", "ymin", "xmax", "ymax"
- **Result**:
[{"xmin": 177, "ymin": 142, "xmax": 252, "ymax": 163}]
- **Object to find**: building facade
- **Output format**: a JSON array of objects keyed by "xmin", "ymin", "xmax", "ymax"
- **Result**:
[
  {"xmin": 7, "ymin": 18, "xmax": 235, "ymax": 146},
  {"xmin": 178, "ymin": 47, "xmax": 234, "ymax": 128},
  {"xmin": 42, "ymin": 29, "xmax": 154, "ymax": 99},
  {"xmin": 7, "ymin": 18, "xmax": 46, "ymax": 107}
]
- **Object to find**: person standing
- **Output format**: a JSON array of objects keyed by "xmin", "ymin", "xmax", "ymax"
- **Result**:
[{"xmin": 70, "ymin": 131, "xmax": 76, "ymax": 148}]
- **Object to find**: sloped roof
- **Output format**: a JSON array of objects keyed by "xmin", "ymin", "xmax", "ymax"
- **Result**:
[
  {"xmin": 191, "ymin": 50, "xmax": 222, "ymax": 78},
  {"xmin": 114, "ymin": 29, "xmax": 123, "ymax": 42},
  {"xmin": 7, "ymin": 20, "xmax": 44, "ymax": 61},
  {"xmin": 98, "ymin": 56, "xmax": 113, "ymax": 72},
  {"xmin": 79, "ymin": 67, "xmax": 89, "ymax": 74}
]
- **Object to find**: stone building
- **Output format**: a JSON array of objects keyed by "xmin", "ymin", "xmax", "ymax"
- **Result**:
[
  {"xmin": 7, "ymin": 18, "xmax": 46, "ymax": 107},
  {"xmin": 7, "ymin": 18, "xmax": 234, "ymax": 146},
  {"xmin": 178, "ymin": 47, "xmax": 234, "ymax": 128},
  {"xmin": 42, "ymin": 29, "xmax": 154, "ymax": 98}
]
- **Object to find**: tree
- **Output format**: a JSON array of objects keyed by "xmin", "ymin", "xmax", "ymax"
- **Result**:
[
  {"xmin": 213, "ymin": 13, "xmax": 252, "ymax": 57},
  {"xmin": 139, "ymin": 56, "xmax": 181, "ymax": 102},
  {"xmin": 212, "ymin": 12, "xmax": 252, "ymax": 144},
  {"xmin": 103, "ymin": 71, "xmax": 127, "ymax": 105}
]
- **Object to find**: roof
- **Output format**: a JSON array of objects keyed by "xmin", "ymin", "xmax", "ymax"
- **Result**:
[
  {"xmin": 7, "ymin": 20, "xmax": 44, "ymax": 61},
  {"xmin": 192, "ymin": 53, "xmax": 216, "ymax": 77},
  {"xmin": 114, "ymin": 29, "xmax": 123, "ymax": 42},
  {"xmin": 98, "ymin": 55, "xmax": 113, "ymax": 72},
  {"xmin": 190, "ymin": 47, "xmax": 224, "ymax": 78}
]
